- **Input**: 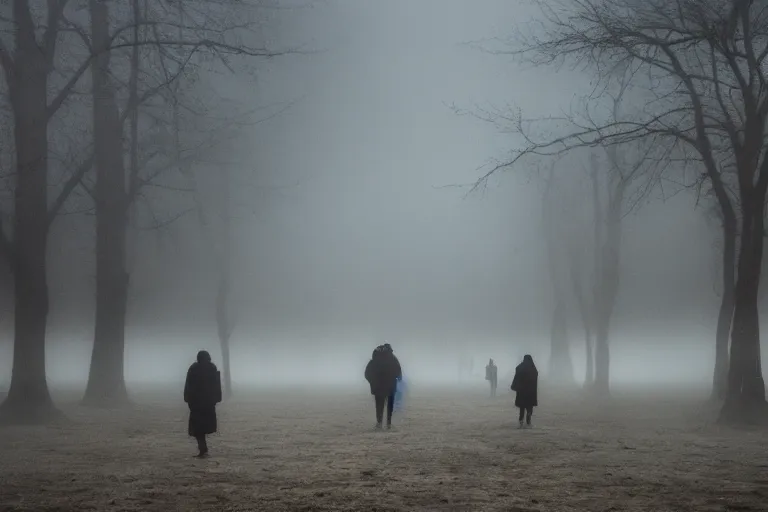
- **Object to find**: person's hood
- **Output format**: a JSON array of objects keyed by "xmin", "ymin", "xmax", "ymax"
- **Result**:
[{"xmin": 519, "ymin": 355, "xmax": 537, "ymax": 372}]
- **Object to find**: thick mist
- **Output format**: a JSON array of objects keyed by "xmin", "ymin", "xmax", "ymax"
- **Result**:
[
  {"xmin": 0, "ymin": 0, "xmax": 745, "ymax": 391},
  {"xmin": 4, "ymin": 2, "xmax": 768, "ymax": 510}
]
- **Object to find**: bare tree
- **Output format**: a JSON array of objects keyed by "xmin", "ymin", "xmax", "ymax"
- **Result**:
[
  {"xmin": 183, "ymin": 120, "xmax": 297, "ymax": 399},
  {"xmin": 82, "ymin": 0, "xmax": 133, "ymax": 406},
  {"xmin": 0, "ymin": 0, "xmax": 189, "ymax": 417},
  {"xmin": 698, "ymin": 167, "xmax": 739, "ymax": 401},
  {"xmin": 79, "ymin": 0, "xmax": 297, "ymax": 407},
  {"xmin": 563, "ymin": 146, "xmax": 644, "ymax": 396},
  {"xmin": 475, "ymin": 0, "xmax": 768, "ymax": 421},
  {"xmin": 465, "ymin": 63, "xmax": 661, "ymax": 395},
  {"xmin": 541, "ymin": 165, "xmax": 574, "ymax": 384},
  {"xmin": 82, "ymin": 0, "xmax": 193, "ymax": 407},
  {"xmin": 568, "ymin": 230, "xmax": 594, "ymax": 387},
  {"xmin": 193, "ymin": 161, "xmax": 235, "ymax": 399},
  {"xmin": 0, "ymin": 0, "xmax": 299, "ymax": 418},
  {"xmin": 565, "ymin": 155, "xmax": 609, "ymax": 390},
  {"xmin": 588, "ymin": 150, "xmax": 631, "ymax": 396},
  {"xmin": 0, "ymin": 1, "xmax": 101, "ymax": 423},
  {"xmin": 215, "ymin": 169, "xmax": 233, "ymax": 399}
]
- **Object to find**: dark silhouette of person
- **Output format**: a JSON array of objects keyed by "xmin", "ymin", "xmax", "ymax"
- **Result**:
[
  {"xmin": 511, "ymin": 354, "xmax": 538, "ymax": 428},
  {"xmin": 364, "ymin": 343, "xmax": 402, "ymax": 429},
  {"xmin": 486, "ymin": 358, "xmax": 498, "ymax": 397},
  {"xmin": 184, "ymin": 350, "xmax": 222, "ymax": 458}
]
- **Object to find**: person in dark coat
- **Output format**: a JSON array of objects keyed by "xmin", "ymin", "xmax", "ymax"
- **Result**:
[
  {"xmin": 364, "ymin": 343, "xmax": 402, "ymax": 429},
  {"xmin": 511, "ymin": 354, "xmax": 538, "ymax": 428},
  {"xmin": 184, "ymin": 350, "xmax": 222, "ymax": 458},
  {"xmin": 485, "ymin": 358, "xmax": 498, "ymax": 397}
]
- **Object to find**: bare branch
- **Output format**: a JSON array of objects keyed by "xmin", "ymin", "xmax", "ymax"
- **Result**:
[
  {"xmin": 47, "ymin": 56, "xmax": 92, "ymax": 119},
  {"xmin": 138, "ymin": 206, "xmax": 195, "ymax": 231},
  {"xmin": 43, "ymin": 0, "xmax": 70, "ymax": 66},
  {"xmin": 108, "ymin": 37, "xmax": 308, "ymax": 59},
  {"xmin": 47, "ymin": 153, "xmax": 94, "ymax": 226}
]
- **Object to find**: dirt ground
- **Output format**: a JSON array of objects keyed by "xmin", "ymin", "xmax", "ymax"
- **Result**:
[{"xmin": 0, "ymin": 385, "xmax": 766, "ymax": 511}]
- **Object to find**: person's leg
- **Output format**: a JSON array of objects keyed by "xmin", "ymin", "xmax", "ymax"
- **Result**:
[
  {"xmin": 195, "ymin": 434, "xmax": 208, "ymax": 456},
  {"xmin": 386, "ymin": 392, "xmax": 395, "ymax": 427},
  {"xmin": 374, "ymin": 395, "xmax": 385, "ymax": 427},
  {"xmin": 518, "ymin": 406, "xmax": 524, "ymax": 427},
  {"xmin": 526, "ymin": 407, "xmax": 533, "ymax": 426}
]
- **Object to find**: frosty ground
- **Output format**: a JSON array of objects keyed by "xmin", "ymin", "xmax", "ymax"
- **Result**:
[{"xmin": 1, "ymin": 385, "xmax": 766, "ymax": 511}]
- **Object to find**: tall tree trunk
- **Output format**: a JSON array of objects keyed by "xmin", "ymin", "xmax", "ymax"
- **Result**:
[
  {"xmin": 543, "ymin": 168, "xmax": 573, "ymax": 384},
  {"xmin": 590, "ymin": 179, "xmax": 623, "ymax": 397},
  {"xmin": 568, "ymin": 244, "xmax": 594, "ymax": 387},
  {"xmin": 549, "ymin": 296, "xmax": 573, "ymax": 383},
  {"xmin": 0, "ymin": 7, "xmax": 59, "ymax": 423},
  {"xmin": 588, "ymin": 166, "xmax": 604, "ymax": 393},
  {"xmin": 584, "ymin": 327, "xmax": 594, "ymax": 387},
  {"xmin": 216, "ymin": 166, "xmax": 233, "ymax": 399},
  {"xmin": 712, "ymin": 218, "xmax": 736, "ymax": 401},
  {"xmin": 720, "ymin": 196, "xmax": 767, "ymax": 423},
  {"xmin": 217, "ymin": 273, "xmax": 232, "ymax": 399},
  {"xmin": 82, "ymin": 0, "xmax": 130, "ymax": 407},
  {"xmin": 593, "ymin": 320, "xmax": 610, "ymax": 395}
]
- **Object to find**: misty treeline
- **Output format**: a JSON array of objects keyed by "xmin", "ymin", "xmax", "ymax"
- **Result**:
[
  {"xmin": 0, "ymin": 0, "xmax": 296, "ymax": 423},
  {"xmin": 471, "ymin": 0, "xmax": 768, "ymax": 423}
]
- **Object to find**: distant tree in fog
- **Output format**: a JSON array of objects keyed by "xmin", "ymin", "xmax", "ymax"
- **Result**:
[
  {"xmin": 182, "ymin": 118, "xmax": 297, "ymax": 399},
  {"xmin": 585, "ymin": 142, "xmax": 656, "ymax": 396},
  {"xmin": 465, "ymin": 63, "xmax": 663, "ymax": 396},
  {"xmin": 80, "ymin": 0, "xmax": 298, "ymax": 408},
  {"xmin": 0, "ymin": 0, "xmax": 299, "ymax": 421},
  {"xmin": 472, "ymin": 0, "xmax": 768, "ymax": 422},
  {"xmin": 0, "ymin": 0, "xmax": 103, "ymax": 423},
  {"xmin": 556, "ymin": 140, "xmax": 658, "ymax": 396},
  {"xmin": 698, "ymin": 162, "xmax": 739, "ymax": 401},
  {"xmin": 540, "ymin": 164, "xmax": 574, "ymax": 384},
  {"xmin": 567, "ymin": 216, "xmax": 594, "ymax": 387}
]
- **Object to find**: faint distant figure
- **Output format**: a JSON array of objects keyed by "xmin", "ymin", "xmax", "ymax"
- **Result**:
[
  {"xmin": 485, "ymin": 358, "xmax": 498, "ymax": 397},
  {"xmin": 184, "ymin": 350, "xmax": 222, "ymax": 458},
  {"xmin": 364, "ymin": 343, "xmax": 402, "ymax": 429},
  {"xmin": 393, "ymin": 374, "xmax": 408, "ymax": 412},
  {"xmin": 511, "ymin": 354, "xmax": 538, "ymax": 428}
]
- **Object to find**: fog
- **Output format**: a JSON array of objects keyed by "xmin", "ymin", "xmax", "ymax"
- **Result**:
[
  {"xmin": 0, "ymin": 0, "xmax": 752, "ymax": 391},
  {"xmin": 5, "ymin": 3, "xmax": 768, "ymax": 509}
]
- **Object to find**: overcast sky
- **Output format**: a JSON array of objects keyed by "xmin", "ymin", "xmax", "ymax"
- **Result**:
[{"xmin": 224, "ymin": 0, "xmax": 716, "ymax": 338}]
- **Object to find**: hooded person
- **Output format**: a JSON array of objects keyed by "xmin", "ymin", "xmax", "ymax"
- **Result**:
[
  {"xmin": 364, "ymin": 343, "xmax": 402, "ymax": 429},
  {"xmin": 184, "ymin": 350, "xmax": 222, "ymax": 457},
  {"xmin": 511, "ymin": 354, "xmax": 538, "ymax": 428}
]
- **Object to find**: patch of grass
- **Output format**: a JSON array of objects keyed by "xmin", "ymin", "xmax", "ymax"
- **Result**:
[{"xmin": 0, "ymin": 386, "xmax": 764, "ymax": 511}]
